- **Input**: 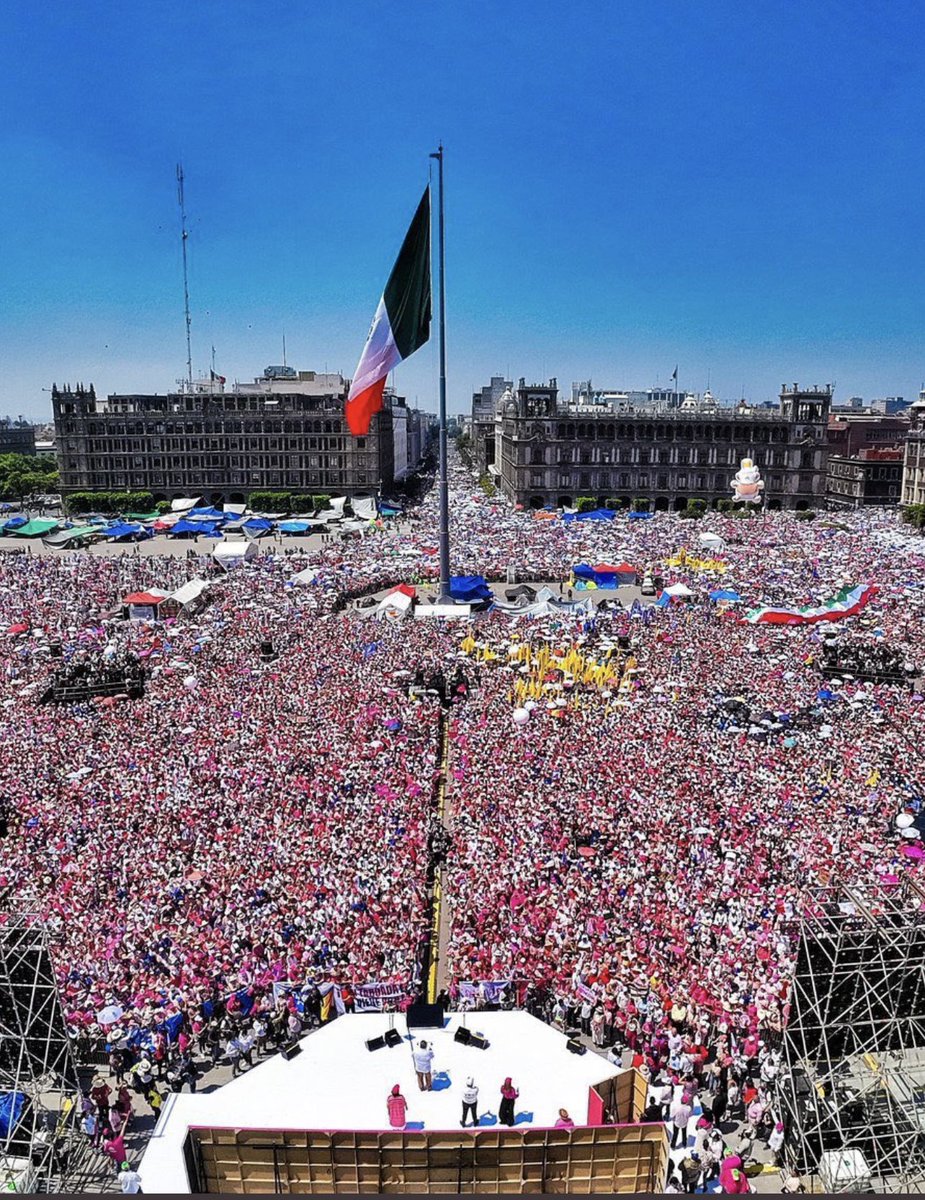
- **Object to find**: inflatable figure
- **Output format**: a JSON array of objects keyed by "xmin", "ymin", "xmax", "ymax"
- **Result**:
[{"xmin": 731, "ymin": 457, "xmax": 765, "ymax": 504}]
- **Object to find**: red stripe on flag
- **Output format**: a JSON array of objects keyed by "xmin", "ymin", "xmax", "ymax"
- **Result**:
[{"xmin": 345, "ymin": 377, "xmax": 387, "ymax": 436}]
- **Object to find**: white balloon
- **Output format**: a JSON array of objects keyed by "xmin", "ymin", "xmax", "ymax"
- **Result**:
[
  {"xmin": 901, "ymin": 826, "xmax": 920, "ymax": 839},
  {"xmin": 896, "ymin": 813, "xmax": 915, "ymax": 829},
  {"xmin": 512, "ymin": 707, "xmax": 530, "ymax": 725}
]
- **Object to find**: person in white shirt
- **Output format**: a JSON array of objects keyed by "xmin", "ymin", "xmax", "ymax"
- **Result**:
[
  {"xmin": 461, "ymin": 1077, "xmax": 479, "ymax": 1127},
  {"xmin": 118, "ymin": 1162, "xmax": 142, "ymax": 1194},
  {"xmin": 412, "ymin": 1039, "xmax": 434, "ymax": 1091}
]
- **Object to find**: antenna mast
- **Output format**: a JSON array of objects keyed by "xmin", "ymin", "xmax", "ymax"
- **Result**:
[{"xmin": 176, "ymin": 163, "xmax": 193, "ymax": 389}]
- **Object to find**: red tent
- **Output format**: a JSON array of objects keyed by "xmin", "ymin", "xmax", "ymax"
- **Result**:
[
  {"xmin": 122, "ymin": 592, "xmax": 166, "ymax": 607},
  {"xmin": 392, "ymin": 584, "xmax": 417, "ymax": 599}
]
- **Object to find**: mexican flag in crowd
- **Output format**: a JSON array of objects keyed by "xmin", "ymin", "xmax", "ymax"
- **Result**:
[{"xmin": 741, "ymin": 583, "xmax": 876, "ymax": 625}]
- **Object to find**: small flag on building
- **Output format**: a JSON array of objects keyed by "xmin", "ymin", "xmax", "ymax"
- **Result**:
[
  {"xmin": 345, "ymin": 189, "xmax": 432, "ymax": 436},
  {"xmin": 210, "ymin": 369, "xmax": 226, "ymax": 385}
]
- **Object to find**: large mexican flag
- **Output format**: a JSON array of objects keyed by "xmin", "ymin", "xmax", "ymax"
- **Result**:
[
  {"xmin": 741, "ymin": 583, "xmax": 876, "ymax": 625},
  {"xmin": 345, "ymin": 189, "xmax": 432, "ymax": 436}
]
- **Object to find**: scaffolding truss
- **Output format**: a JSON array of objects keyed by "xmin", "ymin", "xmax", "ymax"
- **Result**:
[
  {"xmin": 778, "ymin": 878, "xmax": 925, "ymax": 1193},
  {"xmin": 0, "ymin": 912, "xmax": 83, "ymax": 1192}
]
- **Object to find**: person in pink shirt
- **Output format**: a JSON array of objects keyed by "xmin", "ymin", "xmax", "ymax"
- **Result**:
[{"xmin": 387, "ymin": 1085, "xmax": 407, "ymax": 1129}]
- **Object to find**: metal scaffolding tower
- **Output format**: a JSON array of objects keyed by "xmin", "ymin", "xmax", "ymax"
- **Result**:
[
  {"xmin": 0, "ymin": 913, "xmax": 84, "ymax": 1192},
  {"xmin": 778, "ymin": 878, "xmax": 925, "ymax": 1193}
]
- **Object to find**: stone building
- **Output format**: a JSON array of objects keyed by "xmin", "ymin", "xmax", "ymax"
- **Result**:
[
  {"xmin": 827, "ymin": 448, "xmax": 903, "ymax": 508},
  {"xmin": 495, "ymin": 380, "xmax": 832, "ymax": 511},
  {"xmin": 901, "ymin": 389, "xmax": 925, "ymax": 507},
  {"xmin": 0, "ymin": 420, "xmax": 36, "ymax": 456},
  {"xmin": 53, "ymin": 370, "xmax": 418, "ymax": 503},
  {"xmin": 470, "ymin": 375, "xmax": 512, "ymax": 474}
]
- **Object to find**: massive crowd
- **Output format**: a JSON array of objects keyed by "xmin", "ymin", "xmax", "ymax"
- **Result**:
[{"xmin": 2, "ymin": 454, "xmax": 925, "ymax": 1187}]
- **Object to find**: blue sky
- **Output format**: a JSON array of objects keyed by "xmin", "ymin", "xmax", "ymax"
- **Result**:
[{"xmin": 1, "ymin": 0, "xmax": 922, "ymax": 418}]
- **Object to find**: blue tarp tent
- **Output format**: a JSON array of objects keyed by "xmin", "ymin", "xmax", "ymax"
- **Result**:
[
  {"xmin": 168, "ymin": 518, "xmax": 218, "ymax": 537},
  {"xmin": 105, "ymin": 521, "xmax": 151, "ymax": 541},
  {"xmin": 449, "ymin": 575, "xmax": 493, "ymax": 603},
  {"xmin": 655, "ymin": 592, "xmax": 671, "ymax": 607},
  {"xmin": 1, "ymin": 515, "xmax": 27, "ymax": 532},
  {"xmin": 243, "ymin": 517, "xmax": 272, "ymax": 534},
  {"xmin": 628, "ymin": 510, "xmax": 655, "ymax": 520},
  {"xmin": 561, "ymin": 508, "xmax": 617, "ymax": 523},
  {"xmin": 279, "ymin": 519, "xmax": 312, "ymax": 534},
  {"xmin": 0, "ymin": 1091, "xmax": 25, "ymax": 1139},
  {"xmin": 572, "ymin": 563, "xmax": 635, "ymax": 589},
  {"xmin": 709, "ymin": 588, "xmax": 742, "ymax": 602},
  {"xmin": 188, "ymin": 505, "xmax": 228, "ymax": 521}
]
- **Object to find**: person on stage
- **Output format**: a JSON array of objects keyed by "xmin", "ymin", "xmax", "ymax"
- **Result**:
[
  {"xmin": 461, "ymin": 1078, "xmax": 479, "ymax": 1127},
  {"xmin": 413, "ymin": 1039, "xmax": 435, "ymax": 1091},
  {"xmin": 499, "ymin": 1077, "xmax": 519, "ymax": 1126},
  {"xmin": 387, "ymin": 1085, "xmax": 408, "ymax": 1129}
]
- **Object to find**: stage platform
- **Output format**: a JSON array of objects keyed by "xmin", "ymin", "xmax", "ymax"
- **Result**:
[{"xmin": 139, "ymin": 1011, "xmax": 631, "ymax": 1193}]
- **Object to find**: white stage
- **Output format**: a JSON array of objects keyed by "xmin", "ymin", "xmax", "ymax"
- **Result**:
[{"xmin": 139, "ymin": 1011, "xmax": 622, "ymax": 1193}]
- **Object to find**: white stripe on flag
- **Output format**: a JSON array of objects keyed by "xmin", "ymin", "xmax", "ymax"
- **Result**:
[{"xmin": 348, "ymin": 295, "xmax": 402, "ymax": 400}]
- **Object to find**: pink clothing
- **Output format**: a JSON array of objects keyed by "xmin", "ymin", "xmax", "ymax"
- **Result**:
[{"xmin": 387, "ymin": 1093, "xmax": 407, "ymax": 1128}]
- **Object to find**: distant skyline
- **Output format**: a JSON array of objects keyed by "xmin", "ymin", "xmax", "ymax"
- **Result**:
[{"xmin": 1, "ymin": 0, "xmax": 923, "ymax": 421}]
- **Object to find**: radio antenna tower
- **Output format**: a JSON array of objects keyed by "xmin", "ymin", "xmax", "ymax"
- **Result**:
[{"xmin": 176, "ymin": 163, "xmax": 193, "ymax": 389}]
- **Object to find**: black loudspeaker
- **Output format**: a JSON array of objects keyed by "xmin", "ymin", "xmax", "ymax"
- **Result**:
[
  {"xmin": 49, "ymin": 643, "xmax": 63, "ymax": 659},
  {"xmin": 260, "ymin": 641, "xmax": 276, "ymax": 662},
  {"xmin": 566, "ymin": 1038, "xmax": 587, "ymax": 1056},
  {"xmin": 366, "ymin": 1036, "xmax": 386, "ymax": 1053},
  {"xmin": 384, "ymin": 1029, "xmax": 403, "ymax": 1047},
  {"xmin": 454, "ymin": 1027, "xmax": 471, "ymax": 1045},
  {"xmin": 618, "ymin": 635, "xmax": 631, "ymax": 650},
  {"xmin": 469, "ymin": 1033, "xmax": 490, "ymax": 1050},
  {"xmin": 279, "ymin": 1041, "xmax": 302, "ymax": 1060},
  {"xmin": 407, "ymin": 1002, "xmax": 444, "ymax": 1028}
]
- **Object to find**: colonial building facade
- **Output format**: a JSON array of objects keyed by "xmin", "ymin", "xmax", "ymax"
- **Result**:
[
  {"xmin": 827, "ymin": 448, "xmax": 903, "ymax": 508},
  {"xmin": 494, "ymin": 380, "xmax": 832, "ymax": 511},
  {"xmin": 53, "ymin": 371, "xmax": 428, "ymax": 502},
  {"xmin": 901, "ymin": 390, "xmax": 925, "ymax": 507}
]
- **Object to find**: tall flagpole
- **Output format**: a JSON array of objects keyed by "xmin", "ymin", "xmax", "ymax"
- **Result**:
[{"xmin": 430, "ymin": 144, "xmax": 452, "ymax": 601}]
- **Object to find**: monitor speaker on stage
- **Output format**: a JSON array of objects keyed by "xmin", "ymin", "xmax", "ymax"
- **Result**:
[
  {"xmin": 469, "ymin": 1033, "xmax": 490, "ymax": 1050},
  {"xmin": 407, "ymin": 1002, "xmax": 444, "ymax": 1028},
  {"xmin": 566, "ymin": 1038, "xmax": 587, "ymax": 1056},
  {"xmin": 366, "ymin": 1036, "xmax": 386, "ymax": 1053},
  {"xmin": 384, "ymin": 1029, "xmax": 403, "ymax": 1048},
  {"xmin": 454, "ymin": 1027, "xmax": 471, "ymax": 1045},
  {"xmin": 280, "ymin": 1041, "xmax": 303, "ymax": 1060}
]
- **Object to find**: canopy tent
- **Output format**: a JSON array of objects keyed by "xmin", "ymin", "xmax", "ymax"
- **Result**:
[
  {"xmin": 449, "ymin": 575, "xmax": 493, "ymax": 604},
  {"xmin": 742, "ymin": 583, "xmax": 876, "ymax": 626},
  {"xmin": 170, "ymin": 497, "xmax": 200, "ymax": 512},
  {"xmin": 187, "ymin": 505, "xmax": 228, "ymax": 521},
  {"xmin": 628, "ymin": 510, "xmax": 655, "ymax": 520},
  {"xmin": 560, "ymin": 508, "xmax": 617, "ymax": 523},
  {"xmin": 352, "ymin": 496, "xmax": 378, "ymax": 521},
  {"xmin": 663, "ymin": 582, "xmax": 694, "ymax": 598},
  {"xmin": 104, "ymin": 521, "xmax": 151, "ymax": 541},
  {"xmin": 168, "ymin": 579, "xmax": 210, "ymax": 607},
  {"xmin": 242, "ymin": 517, "xmax": 272, "ymax": 536},
  {"xmin": 213, "ymin": 541, "xmax": 258, "ymax": 570},
  {"xmin": 709, "ymin": 588, "xmax": 742, "ymax": 603},
  {"xmin": 43, "ymin": 525, "xmax": 103, "ymax": 547},
  {"xmin": 279, "ymin": 520, "xmax": 313, "ymax": 534},
  {"xmin": 374, "ymin": 587, "xmax": 415, "ymax": 618},
  {"xmin": 572, "ymin": 563, "xmax": 634, "ymax": 589},
  {"xmin": 224, "ymin": 502, "xmax": 247, "ymax": 517},
  {"xmin": 699, "ymin": 532, "xmax": 726, "ymax": 550},
  {"xmin": 1, "ymin": 515, "xmax": 28, "ymax": 532},
  {"xmin": 123, "ymin": 590, "xmax": 169, "ymax": 606},
  {"xmin": 493, "ymin": 586, "xmax": 593, "ymax": 618},
  {"xmin": 9, "ymin": 519, "xmax": 60, "ymax": 538},
  {"xmin": 290, "ymin": 567, "xmax": 319, "ymax": 585},
  {"xmin": 168, "ymin": 518, "xmax": 219, "ymax": 537},
  {"xmin": 123, "ymin": 510, "xmax": 160, "ymax": 521},
  {"xmin": 505, "ymin": 585, "xmax": 537, "ymax": 602}
]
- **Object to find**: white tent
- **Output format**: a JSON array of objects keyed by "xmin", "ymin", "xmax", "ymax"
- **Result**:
[
  {"xmin": 213, "ymin": 541, "xmax": 257, "ymax": 570},
  {"xmin": 374, "ymin": 589, "xmax": 414, "ymax": 618},
  {"xmin": 170, "ymin": 497, "xmax": 201, "ymax": 513},
  {"xmin": 223, "ymin": 502, "xmax": 247, "ymax": 517},
  {"xmin": 352, "ymin": 496, "xmax": 377, "ymax": 522},
  {"xmin": 664, "ymin": 582, "xmax": 694, "ymax": 597},
  {"xmin": 291, "ymin": 567, "xmax": 319, "ymax": 585},
  {"xmin": 169, "ymin": 579, "xmax": 210, "ymax": 607},
  {"xmin": 699, "ymin": 532, "xmax": 726, "ymax": 550},
  {"xmin": 415, "ymin": 603, "xmax": 473, "ymax": 620}
]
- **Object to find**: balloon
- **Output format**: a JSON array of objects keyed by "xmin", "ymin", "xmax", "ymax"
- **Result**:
[
  {"xmin": 512, "ymin": 708, "xmax": 530, "ymax": 725},
  {"xmin": 896, "ymin": 813, "xmax": 915, "ymax": 829}
]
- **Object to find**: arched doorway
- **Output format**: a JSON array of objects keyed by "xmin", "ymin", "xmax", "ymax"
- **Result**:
[
  {"xmin": 557, "ymin": 496, "xmax": 573, "ymax": 509},
  {"xmin": 673, "ymin": 497, "xmax": 688, "ymax": 512},
  {"xmin": 229, "ymin": 492, "xmax": 246, "ymax": 506},
  {"xmin": 768, "ymin": 498, "xmax": 782, "ymax": 511},
  {"xmin": 210, "ymin": 492, "xmax": 224, "ymax": 506},
  {"xmin": 795, "ymin": 500, "xmax": 809, "ymax": 511},
  {"xmin": 529, "ymin": 495, "xmax": 545, "ymax": 510},
  {"xmin": 654, "ymin": 496, "xmax": 670, "ymax": 512}
]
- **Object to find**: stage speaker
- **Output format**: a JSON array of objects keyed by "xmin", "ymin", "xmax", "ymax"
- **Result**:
[
  {"xmin": 469, "ymin": 1033, "xmax": 490, "ymax": 1050},
  {"xmin": 49, "ymin": 642, "xmax": 62, "ymax": 659},
  {"xmin": 366, "ymin": 1036, "xmax": 386, "ymax": 1053},
  {"xmin": 384, "ymin": 1029, "xmax": 403, "ymax": 1048},
  {"xmin": 407, "ymin": 1002, "xmax": 444, "ymax": 1028},
  {"xmin": 566, "ymin": 1038, "xmax": 587, "ymax": 1056},
  {"xmin": 260, "ymin": 641, "xmax": 276, "ymax": 662},
  {"xmin": 454, "ymin": 1027, "xmax": 471, "ymax": 1045},
  {"xmin": 279, "ymin": 1041, "xmax": 302, "ymax": 1060}
]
